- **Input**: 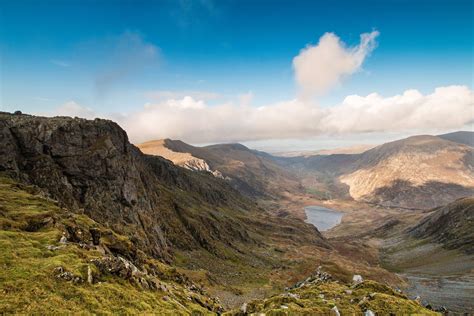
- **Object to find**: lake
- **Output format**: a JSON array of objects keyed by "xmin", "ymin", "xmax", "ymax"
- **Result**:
[{"xmin": 304, "ymin": 205, "xmax": 344, "ymax": 231}]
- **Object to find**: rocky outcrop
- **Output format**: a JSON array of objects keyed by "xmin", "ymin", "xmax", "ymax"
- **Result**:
[
  {"xmin": 0, "ymin": 113, "xmax": 268, "ymax": 261},
  {"xmin": 0, "ymin": 112, "xmax": 327, "ymax": 264},
  {"xmin": 138, "ymin": 139, "xmax": 229, "ymax": 180}
]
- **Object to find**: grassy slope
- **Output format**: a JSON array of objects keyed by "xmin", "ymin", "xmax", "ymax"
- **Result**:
[
  {"xmin": 0, "ymin": 176, "xmax": 217, "ymax": 314},
  {"xmin": 0, "ymin": 175, "xmax": 439, "ymax": 314},
  {"xmin": 224, "ymin": 280, "xmax": 437, "ymax": 315}
]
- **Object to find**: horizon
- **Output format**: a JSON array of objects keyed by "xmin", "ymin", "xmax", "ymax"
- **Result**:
[{"xmin": 1, "ymin": 0, "xmax": 473, "ymax": 151}]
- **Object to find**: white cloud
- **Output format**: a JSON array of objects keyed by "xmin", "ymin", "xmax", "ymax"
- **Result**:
[
  {"xmin": 321, "ymin": 85, "xmax": 474, "ymax": 134},
  {"xmin": 238, "ymin": 91, "xmax": 254, "ymax": 106},
  {"xmin": 50, "ymin": 85, "xmax": 474, "ymax": 144},
  {"xmin": 293, "ymin": 30, "xmax": 379, "ymax": 98}
]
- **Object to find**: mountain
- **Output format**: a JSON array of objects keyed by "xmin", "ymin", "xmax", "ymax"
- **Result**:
[
  {"xmin": 339, "ymin": 135, "xmax": 474, "ymax": 209},
  {"xmin": 438, "ymin": 131, "xmax": 474, "ymax": 147},
  {"xmin": 0, "ymin": 113, "xmax": 259, "ymax": 261},
  {"xmin": 408, "ymin": 197, "xmax": 474, "ymax": 254},
  {"xmin": 0, "ymin": 112, "xmax": 330, "ymax": 307},
  {"xmin": 273, "ymin": 144, "xmax": 375, "ymax": 157},
  {"xmin": 274, "ymin": 134, "xmax": 474, "ymax": 209},
  {"xmin": 138, "ymin": 139, "xmax": 302, "ymax": 198},
  {"xmin": 0, "ymin": 112, "xmax": 449, "ymax": 314}
]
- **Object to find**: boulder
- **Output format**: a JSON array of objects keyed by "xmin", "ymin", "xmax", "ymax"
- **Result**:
[{"xmin": 352, "ymin": 274, "xmax": 363, "ymax": 284}]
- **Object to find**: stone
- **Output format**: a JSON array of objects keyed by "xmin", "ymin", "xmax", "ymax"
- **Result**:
[
  {"xmin": 331, "ymin": 306, "xmax": 340, "ymax": 316},
  {"xmin": 87, "ymin": 265, "xmax": 93, "ymax": 284},
  {"xmin": 281, "ymin": 305, "xmax": 288, "ymax": 309},
  {"xmin": 53, "ymin": 266, "xmax": 64, "ymax": 274},
  {"xmin": 345, "ymin": 289, "xmax": 352, "ymax": 295},
  {"xmin": 352, "ymin": 274, "xmax": 363, "ymax": 284},
  {"xmin": 365, "ymin": 310, "xmax": 375, "ymax": 316},
  {"xmin": 59, "ymin": 235, "xmax": 68, "ymax": 244},
  {"xmin": 286, "ymin": 293, "xmax": 300, "ymax": 299}
]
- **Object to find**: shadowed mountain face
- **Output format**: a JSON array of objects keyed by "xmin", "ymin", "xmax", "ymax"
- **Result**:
[
  {"xmin": 438, "ymin": 131, "xmax": 474, "ymax": 147},
  {"xmin": 0, "ymin": 113, "xmax": 326, "ymax": 263},
  {"xmin": 138, "ymin": 139, "xmax": 302, "ymax": 198},
  {"xmin": 271, "ymin": 134, "xmax": 474, "ymax": 209},
  {"xmin": 380, "ymin": 198, "xmax": 474, "ymax": 313},
  {"xmin": 408, "ymin": 197, "xmax": 474, "ymax": 254}
]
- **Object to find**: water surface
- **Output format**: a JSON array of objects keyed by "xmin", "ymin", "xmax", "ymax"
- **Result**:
[{"xmin": 304, "ymin": 205, "xmax": 343, "ymax": 231}]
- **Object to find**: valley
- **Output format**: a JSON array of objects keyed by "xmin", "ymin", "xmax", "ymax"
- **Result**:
[
  {"xmin": 0, "ymin": 112, "xmax": 472, "ymax": 314},
  {"xmin": 137, "ymin": 129, "xmax": 474, "ymax": 313}
]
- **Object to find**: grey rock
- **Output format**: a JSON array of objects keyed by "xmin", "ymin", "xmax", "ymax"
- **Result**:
[
  {"xmin": 87, "ymin": 265, "xmax": 93, "ymax": 284},
  {"xmin": 365, "ymin": 310, "xmax": 375, "ymax": 316},
  {"xmin": 352, "ymin": 274, "xmax": 363, "ymax": 284}
]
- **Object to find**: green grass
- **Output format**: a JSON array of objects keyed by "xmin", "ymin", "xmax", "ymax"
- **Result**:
[{"xmin": 0, "ymin": 176, "xmax": 216, "ymax": 314}]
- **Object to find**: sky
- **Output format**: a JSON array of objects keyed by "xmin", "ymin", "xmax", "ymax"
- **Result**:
[{"xmin": 1, "ymin": 0, "xmax": 473, "ymax": 151}]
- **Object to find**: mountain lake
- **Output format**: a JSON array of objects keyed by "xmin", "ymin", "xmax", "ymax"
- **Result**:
[{"xmin": 304, "ymin": 205, "xmax": 344, "ymax": 231}]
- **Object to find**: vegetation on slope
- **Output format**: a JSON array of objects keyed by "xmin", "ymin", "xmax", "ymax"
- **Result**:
[
  {"xmin": 0, "ymin": 175, "xmax": 220, "ymax": 314},
  {"xmin": 408, "ymin": 197, "xmax": 474, "ymax": 254},
  {"xmin": 224, "ymin": 269, "xmax": 437, "ymax": 315}
]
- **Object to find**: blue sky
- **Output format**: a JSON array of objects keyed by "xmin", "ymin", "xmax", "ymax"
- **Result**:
[{"xmin": 0, "ymin": 0, "xmax": 472, "ymax": 149}]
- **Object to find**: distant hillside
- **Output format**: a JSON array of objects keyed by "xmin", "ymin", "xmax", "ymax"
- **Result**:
[
  {"xmin": 408, "ymin": 197, "xmax": 474, "ymax": 254},
  {"xmin": 339, "ymin": 135, "xmax": 474, "ymax": 209},
  {"xmin": 274, "ymin": 144, "xmax": 375, "ymax": 157},
  {"xmin": 138, "ymin": 139, "xmax": 302, "ymax": 198},
  {"xmin": 438, "ymin": 131, "xmax": 474, "ymax": 147},
  {"xmin": 380, "ymin": 198, "xmax": 474, "ymax": 312},
  {"xmin": 272, "ymin": 134, "xmax": 474, "ymax": 209}
]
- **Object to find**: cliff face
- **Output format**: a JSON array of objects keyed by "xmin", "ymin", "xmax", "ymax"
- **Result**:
[{"xmin": 0, "ymin": 113, "xmax": 288, "ymax": 261}]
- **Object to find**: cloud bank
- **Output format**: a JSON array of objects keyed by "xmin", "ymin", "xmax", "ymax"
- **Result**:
[
  {"xmin": 293, "ymin": 31, "xmax": 379, "ymax": 98},
  {"xmin": 55, "ymin": 85, "xmax": 474, "ymax": 144}
]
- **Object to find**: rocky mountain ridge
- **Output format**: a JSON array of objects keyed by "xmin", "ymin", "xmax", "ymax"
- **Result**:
[{"xmin": 138, "ymin": 138, "xmax": 302, "ymax": 198}]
